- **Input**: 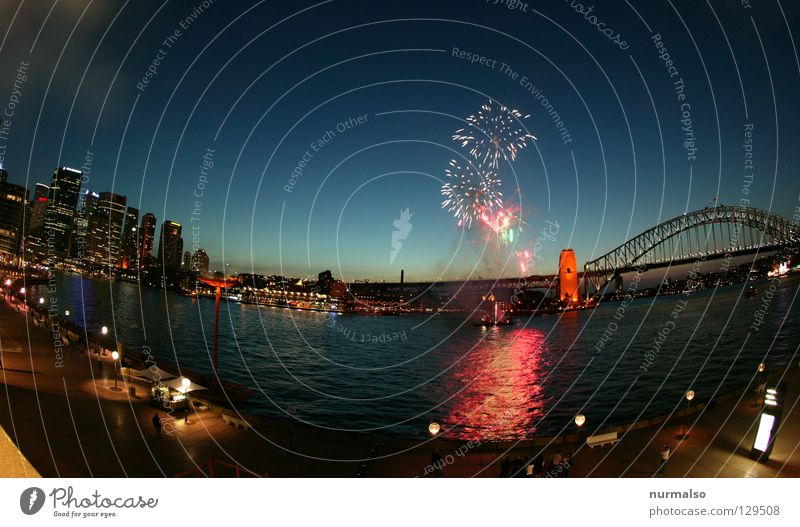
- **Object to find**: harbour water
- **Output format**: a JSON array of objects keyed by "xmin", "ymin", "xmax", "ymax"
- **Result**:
[{"xmin": 30, "ymin": 272, "xmax": 800, "ymax": 440}]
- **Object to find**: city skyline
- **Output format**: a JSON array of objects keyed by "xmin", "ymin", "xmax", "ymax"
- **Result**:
[{"xmin": 0, "ymin": 1, "xmax": 797, "ymax": 280}]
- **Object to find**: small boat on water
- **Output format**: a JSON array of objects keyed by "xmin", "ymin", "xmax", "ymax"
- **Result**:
[
  {"xmin": 745, "ymin": 286, "xmax": 758, "ymax": 298},
  {"xmin": 474, "ymin": 314, "xmax": 514, "ymax": 327}
]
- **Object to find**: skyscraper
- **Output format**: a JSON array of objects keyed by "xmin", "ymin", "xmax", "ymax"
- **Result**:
[
  {"xmin": 28, "ymin": 183, "xmax": 49, "ymax": 233},
  {"xmin": 191, "ymin": 248, "xmax": 210, "ymax": 274},
  {"xmin": 0, "ymin": 169, "xmax": 28, "ymax": 263},
  {"xmin": 120, "ymin": 206, "xmax": 139, "ymax": 269},
  {"xmin": 86, "ymin": 192, "xmax": 127, "ymax": 266},
  {"xmin": 157, "ymin": 220, "xmax": 183, "ymax": 271},
  {"xmin": 70, "ymin": 190, "xmax": 98, "ymax": 261},
  {"xmin": 44, "ymin": 167, "xmax": 83, "ymax": 255},
  {"xmin": 139, "ymin": 212, "xmax": 156, "ymax": 266}
]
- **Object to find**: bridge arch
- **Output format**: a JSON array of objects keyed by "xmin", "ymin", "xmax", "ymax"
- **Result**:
[{"xmin": 583, "ymin": 206, "xmax": 798, "ymax": 293}]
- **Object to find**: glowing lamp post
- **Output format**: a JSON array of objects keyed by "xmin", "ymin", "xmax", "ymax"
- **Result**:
[
  {"xmin": 101, "ymin": 326, "xmax": 108, "ymax": 335},
  {"xmin": 110, "ymin": 351, "xmax": 121, "ymax": 391},
  {"xmin": 575, "ymin": 413, "xmax": 586, "ymax": 442},
  {"xmin": 197, "ymin": 274, "xmax": 239, "ymax": 390},
  {"xmin": 182, "ymin": 377, "xmax": 191, "ymax": 423},
  {"xmin": 681, "ymin": 389, "xmax": 695, "ymax": 439},
  {"xmin": 38, "ymin": 297, "xmax": 44, "ymax": 305},
  {"xmin": 757, "ymin": 363, "xmax": 767, "ymax": 404},
  {"xmin": 428, "ymin": 422, "xmax": 440, "ymax": 437},
  {"xmin": 751, "ymin": 383, "xmax": 786, "ymax": 462}
]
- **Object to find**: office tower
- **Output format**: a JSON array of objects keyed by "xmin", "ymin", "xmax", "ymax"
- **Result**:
[
  {"xmin": 318, "ymin": 270, "xmax": 333, "ymax": 295},
  {"xmin": 120, "ymin": 206, "xmax": 139, "ymax": 269},
  {"xmin": 86, "ymin": 192, "xmax": 127, "ymax": 266},
  {"xmin": 28, "ymin": 183, "xmax": 49, "ymax": 233},
  {"xmin": 191, "ymin": 248, "xmax": 210, "ymax": 274},
  {"xmin": 0, "ymin": 168, "xmax": 28, "ymax": 262},
  {"xmin": 70, "ymin": 190, "xmax": 98, "ymax": 260},
  {"xmin": 44, "ymin": 167, "xmax": 83, "ymax": 255},
  {"xmin": 157, "ymin": 220, "xmax": 183, "ymax": 271},
  {"xmin": 139, "ymin": 212, "xmax": 156, "ymax": 266},
  {"xmin": 182, "ymin": 250, "xmax": 191, "ymax": 272}
]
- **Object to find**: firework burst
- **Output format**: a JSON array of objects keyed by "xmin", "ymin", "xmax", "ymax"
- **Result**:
[
  {"xmin": 441, "ymin": 159, "xmax": 503, "ymax": 228},
  {"xmin": 453, "ymin": 101, "xmax": 537, "ymax": 168}
]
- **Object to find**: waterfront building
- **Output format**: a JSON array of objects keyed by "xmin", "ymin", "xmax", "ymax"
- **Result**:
[
  {"xmin": 191, "ymin": 248, "xmax": 210, "ymax": 274},
  {"xmin": 43, "ymin": 167, "xmax": 83, "ymax": 255},
  {"xmin": 329, "ymin": 280, "xmax": 347, "ymax": 300},
  {"xmin": 237, "ymin": 272, "xmax": 267, "ymax": 289},
  {"xmin": 157, "ymin": 220, "xmax": 183, "ymax": 271},
  {"xmin": 28, "ymin": 183, "xmax": 49, "ymax": 233},
  {"xmin": 139, "ymin": 213, "xmax": 156, "ymax": 266},
  {"xmin": 120, "ymin": 206, "xmax": 139, "ymax": 269},
  {"xmin": 182, "ymin": 250, "xmax": 191, "ymax": 272},
  {"xmin": 558, "ymin": 248, "xmax": 581, "ymax": 304},
  {"xmin": 318, "ymin": 270, "xmax": 334, "ymax": 294},
  {"xmin": 0, "ymin": 168, "xmax": 28, "ymax": 263},
  {"xmin": 86, "ymin": 192, "xmax": 127, "ymax": 266}
]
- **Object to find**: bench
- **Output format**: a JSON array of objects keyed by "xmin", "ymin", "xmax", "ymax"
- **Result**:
[
  {"xmin": 222, "ymin": 414, "xmax": 251, "ymax": 430},
  {"xmin": 586, "ymin": 431, "xmax": 619, "ymax": 449}
]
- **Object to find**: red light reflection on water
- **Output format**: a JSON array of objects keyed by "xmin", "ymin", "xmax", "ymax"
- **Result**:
[{"xmin": 443, "ymin": 326, "xmax": 548, "ymax": 440}]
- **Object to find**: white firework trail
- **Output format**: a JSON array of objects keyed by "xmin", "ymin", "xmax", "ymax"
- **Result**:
[
  {"xmin": 453, "ymin": 101, "xmax": 537, "ymax": 168},
  {"xmin": 440, "ymin": 159, "xmax": 503, "ymax": 228}
]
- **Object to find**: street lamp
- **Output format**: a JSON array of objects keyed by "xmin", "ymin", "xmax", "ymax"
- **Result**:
[
  {"xmin": 110, "ymin": 351, "xmax": 121, "ymax": 391},
  {"xmin": 101, "ymin": 326, "xmax": 108, "ymax": 335},
  {"xmin": 38, "ymin": 297, "xmax": 44, "ymax": 305},
  {"xmin": 751, "ymin": 383, "xmax": 786, "ymax": 462},
  {"xmin": 575, "ymin": 413, "xmax": 586, "ymax": 443},
  {"xmin": 681, "ymin": 389, "xmax": 695, "ymax": 439},
  {"xmin": 182, "ymin": 377, "xmax": 191, "ymax": 424},
  {"xmin": 428, "ymin": 422, "xmax": 440, "ymax": 437}
]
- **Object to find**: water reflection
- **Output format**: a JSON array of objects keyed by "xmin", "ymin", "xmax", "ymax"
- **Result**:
[{"xmin": 446, "ymin": 326, "xmax": 549, "ymax": 440}]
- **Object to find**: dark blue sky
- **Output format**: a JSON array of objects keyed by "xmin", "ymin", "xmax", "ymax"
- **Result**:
[{"xmin": 1, "ymin": 0, "xmax": 798, "ymax": 281}]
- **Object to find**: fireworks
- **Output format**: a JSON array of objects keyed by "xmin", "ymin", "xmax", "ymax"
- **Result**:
[
  {"xmin": 441, "ymin": 159, "xmax": 503, "ymax": 228},
  {"xmin": 453, "ymin": 101, "xmax": 537, "ymax": 169}
]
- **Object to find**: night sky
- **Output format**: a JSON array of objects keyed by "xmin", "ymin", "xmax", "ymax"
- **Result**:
[{"xmin": 0, "ymin": 0, "xmax": 798, "ymax": 281}]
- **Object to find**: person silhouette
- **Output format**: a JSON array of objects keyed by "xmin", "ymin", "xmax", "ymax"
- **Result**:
[{"xmin": 152, "ymin": 413, "xmax": 163, "ymax": 439}]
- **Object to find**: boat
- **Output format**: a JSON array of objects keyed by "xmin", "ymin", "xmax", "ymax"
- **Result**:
[
  {"xmin": 474, "ymin": 314, "xmax": 514, "ymax": 327},
  {"xmin": 745, "ymin": 286, "xmax": 758, "ymax": 298}
]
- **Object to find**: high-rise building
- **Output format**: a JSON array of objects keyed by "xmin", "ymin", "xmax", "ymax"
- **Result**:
[
  {"xmin": 191, "ymin": 248, "xmax": 210, "ymax": 274},
  {"xmin": 86, "ymin": 192, "xmax": 127, "ymax": 266},
  {"xmin": 44, "ymin": 167, "xmax": 83, "ymax": 255},
  {"xmin": 120, "ymin": 206, "xmax": 139, "ymax": 269},
  {"xmin": 28, "ymin": 183, "xmax": 49, "ymax": 233},
  {"xmin": 182, "ymin": 250, "xmax": 191, "ymax": 272},
  {"xmin": 157, "ymin": 220, "xmax": 183, "ymax": 271},
  {"xmin": 318, "ymin": 270, "xmax": 334, "ymax": 295},
  {"xmin": 70, "ymin": 190, "xmax": 98, "ymax": 261},
  {"xmin": 0, "ymin": 169, "xmax": 28, "ymax": 262},
  {"xmin": 139, "ymin": 213, "xmax": 156, "ymax": 266}
]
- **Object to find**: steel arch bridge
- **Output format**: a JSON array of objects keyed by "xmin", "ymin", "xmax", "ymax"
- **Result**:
[{"xmin": 583, "ymin": 205, "xmax": 798, "ymax": 295}]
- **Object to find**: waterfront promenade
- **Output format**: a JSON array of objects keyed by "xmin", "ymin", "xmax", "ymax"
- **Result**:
[{"xmin": 1, "ymin": 295, "xmax": 798, "ymax": 478}]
